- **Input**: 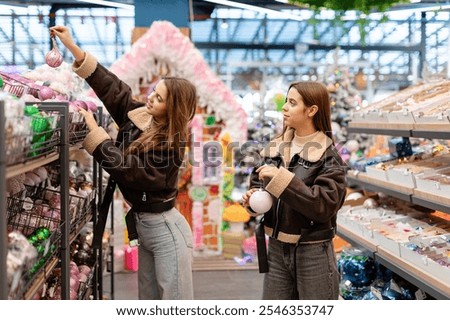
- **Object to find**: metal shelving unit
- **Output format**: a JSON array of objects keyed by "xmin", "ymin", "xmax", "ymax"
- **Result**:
[
  {"xmin": 0, "ymin": 101, "xmax": 70, "ymax": 299},
  {"xmin": 337, "ymin": 224, "xmax": 450, "ymax": 299},
  {"xmin": 0, "ymin": 101, "xmax": 106, "ymax": 300},
  {"xmin": 340, "ymin": 124, "xmax": 450, "ymax": 300}
]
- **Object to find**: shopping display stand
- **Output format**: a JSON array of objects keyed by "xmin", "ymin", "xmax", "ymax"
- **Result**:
[
  {"xmin": 0, "ymin": 100, "xmax": 109, "ymax": 300},
  {"xmin": 341, "ymin": 123, "xmax": 450, "ymax": 299},
  {"xmin": 0, "ymin": 101, "xmax": 70, "ymax": 299}
]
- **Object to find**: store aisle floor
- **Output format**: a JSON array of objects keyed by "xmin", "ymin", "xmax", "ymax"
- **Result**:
[{"xmin": 103, "ymin": 256, "xmax": 264, "ymax": 300}]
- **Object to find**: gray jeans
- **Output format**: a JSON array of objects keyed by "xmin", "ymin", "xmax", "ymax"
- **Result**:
[
  {"xmin": 263, "ymin": 238, "xmax": 340, "ymax": 300},
  {"xmin": 135, "ymin": 208, "xmax": 194, "ymax": 299}
]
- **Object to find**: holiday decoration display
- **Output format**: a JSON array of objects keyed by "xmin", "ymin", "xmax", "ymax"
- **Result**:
[
  {"xmin": 248, "ymin": 189, "xmax": 273, "ymax": 214},
  {"xmin": 23, "ymin": 62, "xmax": 85, "ymax": 99}
]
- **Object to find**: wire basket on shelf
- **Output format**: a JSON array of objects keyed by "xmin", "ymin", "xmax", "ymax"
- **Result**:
[
  {"xmin": 25, "ymin": 111, "xmax": 61, "ymax": 161},
  {"xmin": 5, "ymin": 111, "xmax": 61, "ymax": 165},
  {"xmin": 68, "ymin": 112, "xmax": 88, "ymax": 145},
  {"xmin": 6, "ymin": 193, "xmax": 62, "ymax": 299},
  {"xmin": 70, "ymin": 188, "xmax": 96, "ymax": 235},
  {"xmin": 0, "ymin": 72, "xmax": 40, "ymax": 99}
]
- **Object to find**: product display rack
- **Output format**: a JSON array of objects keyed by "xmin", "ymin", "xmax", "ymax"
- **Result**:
[
  {"xmin": 0, "ymin": 101, "xmax": 70, "ymax": 299},
  {"xmin": 337, "ymin": 224, "xmax": 450, "ymax": 299},
  {"xmin": 0, "ymin": 101, "xmax": 108, "ymax": 300},
  {"xmin": 341, "ymin": 124, "xmax": 450, "ymax": 299}
]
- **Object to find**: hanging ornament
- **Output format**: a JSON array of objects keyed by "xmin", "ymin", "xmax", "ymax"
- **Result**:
[
  {"xmin": 249, "ymin": 188, "xmax": 273, "ymax": 214},
  {"xmin": 45, "ymin": 37, "xmax": 64, "ymax": 68}
]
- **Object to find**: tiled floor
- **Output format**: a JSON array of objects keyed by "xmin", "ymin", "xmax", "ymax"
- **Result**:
[{"xmin": 103, "ymin": 256, "xmax": 265, "ymax": 300}]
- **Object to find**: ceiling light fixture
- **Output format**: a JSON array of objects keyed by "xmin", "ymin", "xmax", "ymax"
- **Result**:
[
  {"xmin": 202, "ymin": 0, "xmax": 304, "ymax": 21},
  {"xmin": 77, "ymin": 0, "xmax": 134, "ymax": 10}
]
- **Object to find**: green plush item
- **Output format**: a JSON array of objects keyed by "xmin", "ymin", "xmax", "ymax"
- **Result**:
[
  {"xmin": 31, "ymin": 115, "xmax": 50, "ymax": 133},
  {"xmin": 24, "ymin": 105, "xmax": 39, "ymax": 116}
]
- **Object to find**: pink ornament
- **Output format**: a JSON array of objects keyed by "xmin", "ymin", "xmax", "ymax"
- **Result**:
[
  {"xmin": 72, "ymin": 100, "xmax": 87, "ymax": 111},
  {"xmin": 70, "ymin": 276, "xmax": 80, "ymax": 292},
  {"xmin": 70, "ymin": 288, "xmax": 78, "ymax": 300},
  {"xmin": 45, "ymin": 37, "xmax": 63, "ymax": 68},
  {"xmin": 68, "ymin": 101, "xmax": 80, "ymax": 113},
  {"xmin": 38, "ymin": 86, "xmax": 55, "ymax": 100},
  {"xmin": 78, "ymin": 264, "xmax": 91, "ymax": 275},
  {"xmin": 249, "ymin": 189, "xmax": 273, "ymax": 214},
  {"xmin": 78, "ymin": 273, "xmax": 88, "ymax": 283},
  {"xmin": 84, "ymin": 100, "xmax": 97, "ymax": 112}
]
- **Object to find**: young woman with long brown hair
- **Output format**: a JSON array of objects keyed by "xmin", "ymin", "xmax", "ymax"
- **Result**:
[
  {"xmin": 242, "ymin": 81, "xmax": 347, "ymax": 299},
  {"xmin": 51, "ymin": 26, "xmax": 196, "ymax": 299}
]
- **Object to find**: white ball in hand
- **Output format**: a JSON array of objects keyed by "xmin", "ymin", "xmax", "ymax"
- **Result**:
[{"xmin": 249, "ymin": 189, "xmax": 273, "ymax": 214}]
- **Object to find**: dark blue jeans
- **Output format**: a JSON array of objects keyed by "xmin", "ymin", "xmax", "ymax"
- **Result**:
[{"xmin": 262, "ymin": 238, "xmax": 340, "ymax": 300}]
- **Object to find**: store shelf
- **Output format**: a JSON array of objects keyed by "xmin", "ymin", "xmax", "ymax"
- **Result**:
[
  {"xmin": 337, "ymin": 225, "xmax": 450, "ymax": 299},
  {"xmin": 348, "ymin": 122, "xmax": 450, "ymax": 139},
  {"xmin": 411, "ymin": 130, "xmax": 450, "ymax": 140},
  {"xmin": 411, "ymin": 193, "xmax": 450, "ymax": 215},
  {"xmin": 23, "ymin": 257, "xmax": 59, "ymax": 300},
  {"xmin": 347, "ymin": 171, "xmax": 450, "ymax": 214},
  {"xmin": 375, "ymin": 248, "xmax": 450, "ymax": 300},
  {"xmin": 6, "ymin": 152, "xmax": 59, "ymax": 179},
  {"xmin": 6, "ymin": 145, "xmax": 83, "ymax": 179},
  {"xmin": 344, "ymin": 120, "xmax": 450, "ymax": 300},
  {"xmin": 336, "ymin": 224, "xmax": 378, "ymax": 253},
  {"xmin": 347, "ymin": 124, "xmax": 411, "ymax": 137},
  {"xmin": 346, "ymin": 172, "xmax": 413, "ymax": 202}
]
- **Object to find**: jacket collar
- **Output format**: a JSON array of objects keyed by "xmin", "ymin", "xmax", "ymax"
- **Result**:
[
  {"xmin": 260, "ymin": 128, "xmax": 333, "ymax": 163},
  {"xmin": 127, "ymin": 107, "xmax": 152, "ymax": 131}
]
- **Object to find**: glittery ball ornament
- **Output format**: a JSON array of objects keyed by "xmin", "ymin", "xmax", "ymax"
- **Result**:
[{"xmin": 249, "ymin": 189, "xmax": 273, "ymax": 214}]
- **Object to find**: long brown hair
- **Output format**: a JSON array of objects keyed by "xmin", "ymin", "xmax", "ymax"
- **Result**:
[
  {"xmin": 278, "ymin": 81, "xmax": 333, "ymax": 142},
  {"xmin": 127, "ymin": 77, "xmax": 197, "ymax": 155}
]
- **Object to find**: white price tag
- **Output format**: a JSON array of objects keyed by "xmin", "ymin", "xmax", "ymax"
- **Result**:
[
  {"xmin": 415, "ymin": 289, "xmax": 427, "ymax": 300},
  {"xmin": 371, "ymin": 287, "xmax": 383, "ymax": 300}
]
